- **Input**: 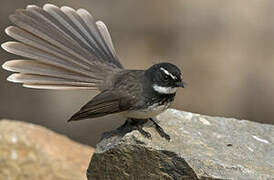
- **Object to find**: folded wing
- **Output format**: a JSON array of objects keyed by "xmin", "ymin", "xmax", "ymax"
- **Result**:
[{"xmin": 68, "ymin": 90, "xmax": 122, "ymax": 121}]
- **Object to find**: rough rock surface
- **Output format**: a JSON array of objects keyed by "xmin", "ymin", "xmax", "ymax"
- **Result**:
[
  {"xmin": 0, "ymin": 120, "xmax": 93, "ymax": 180},
  {"xmin": 87, "ymin": 109, "xmax": 274, "ymax": 180}
]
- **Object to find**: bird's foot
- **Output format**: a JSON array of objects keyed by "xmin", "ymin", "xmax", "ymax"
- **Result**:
[
  {"xmin": 128, "ymin": 119, "xmax": 152, "ymax": 139},
  {"xmin": 116, "ymin": 118, "xmax": 170, "ymax": 141},
  {"xmin": 134, "ymin": 125, "xmax": 152, "ymax": 139},
  {"xmin": 149, "ymin": 118, "xmax": 170, "ymax": 141}
]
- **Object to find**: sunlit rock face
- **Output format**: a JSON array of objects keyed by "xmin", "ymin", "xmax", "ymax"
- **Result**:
[
  {"xmin": 87, "ymin": 109, "xmax": 274, "ymax": 180},
  {"xmin": 0, "ymin": 120, "xmax": 94, "ymax": 180}
]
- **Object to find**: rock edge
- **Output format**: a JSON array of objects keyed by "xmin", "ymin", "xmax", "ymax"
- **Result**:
[{"xmin": 87, "ymin": 109, "xmax": 274, "ymax": 180}]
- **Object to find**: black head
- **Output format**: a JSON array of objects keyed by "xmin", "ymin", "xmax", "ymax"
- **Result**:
[{"xmin": 145, "ymin": 62, "xmax": 184, "ymax": 94}]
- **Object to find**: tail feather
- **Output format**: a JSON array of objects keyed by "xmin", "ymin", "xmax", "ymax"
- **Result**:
[
  {"xmin": 5, "ymin": 26, "xmax": 93, "ymax": 70},
  {"xmin": 59, "ymin": 6, "xmax": 108, "ymax": 60},
  {"xmin": 76, "ymin": 8, "xmax": 122, "ymax": 67},
  {"xmin": 2, "ymin": 4, "xmax": 123, "ymax": 90},
  {"xmin": 2, "ymin": 42, "xmax": 97, "ymax": 78},
  {"xmin": 23, "ymin": 84, "xmax": 95, "ymax": 90},
  {"xmin": 96, "ymin": 21, "xmax": 118, "ymax": 61},
  {"xmin": 2, "ymin": 60, "xmax": 97, "ymax": 83},
  {"xmin": 10, "ymin": 8, "xmax": 97, "ymax": 65},
  {"xmin": 41, "ymin": 5, "xmax": 99, "ymax": 60},
  {"xmin": 8, "ymin": 73, "xmax": 97, "ymax": 87}
]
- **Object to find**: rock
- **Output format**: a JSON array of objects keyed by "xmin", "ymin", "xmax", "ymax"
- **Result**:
[
  {"xmin": 87, "ymin": 109, "xmax": 274, "ymax": 180},
  {"xmin": 0, "ymin": 120, "xmax": 93, "ymax": 180}
]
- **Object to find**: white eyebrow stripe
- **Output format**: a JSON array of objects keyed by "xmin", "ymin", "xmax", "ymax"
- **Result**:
[{"xmin": 160, "ymin": 67, "xmax": 177, "ymax": 80}]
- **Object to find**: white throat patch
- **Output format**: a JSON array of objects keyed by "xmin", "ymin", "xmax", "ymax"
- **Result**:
[
  {"xmin": 160, "ymin": 67, "xmax": 177, "ymax": 80},
  {"xmin": 153, "ymin": 84, "xmax": 177, "ymax": 94}
]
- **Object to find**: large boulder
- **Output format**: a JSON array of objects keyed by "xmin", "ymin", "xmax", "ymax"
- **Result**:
[
  {"xmin": 0, "ymin": 120, "xmax": 93, "ymax": 180},
  {"xmin": 87, "ymin": 109, "xmax": 274, "ymax": 180}
]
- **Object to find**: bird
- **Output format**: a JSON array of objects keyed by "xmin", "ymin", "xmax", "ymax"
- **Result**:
[{"xmin": 1, "ymin": 4, "xmax": 185, "ymax": 141}]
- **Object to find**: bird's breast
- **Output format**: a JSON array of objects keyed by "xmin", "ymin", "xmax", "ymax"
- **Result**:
[{"xmin": 122, "ymin": 101, "xmax": 172, "ymax": 119}]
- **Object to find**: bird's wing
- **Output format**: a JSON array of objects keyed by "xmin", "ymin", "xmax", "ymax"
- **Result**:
[
  {"xmin": 2, "ymin": 4, "xmax": 123, "ymax": 90},
  {"xmin": 68, "ymin": 70, "xmax": 144, "ymax": 121},
  {"xmin": 68, "ymin": 90, "xmax": 129, "ymax": 121}
]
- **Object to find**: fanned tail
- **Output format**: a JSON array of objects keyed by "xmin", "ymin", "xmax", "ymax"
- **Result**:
[{"xmin": 2, "ymin": 4, "xmax": 123, "ymax": 90}]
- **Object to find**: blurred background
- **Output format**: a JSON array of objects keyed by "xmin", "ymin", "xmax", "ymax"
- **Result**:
[{"xmin": 1, "ymin": 0, "xmax": 274, "ymax": 146}]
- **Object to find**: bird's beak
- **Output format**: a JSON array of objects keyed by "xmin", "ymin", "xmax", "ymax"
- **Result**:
[{"xmin": 176, "ymin": 82, "xmax": 185, "ymax": 88}]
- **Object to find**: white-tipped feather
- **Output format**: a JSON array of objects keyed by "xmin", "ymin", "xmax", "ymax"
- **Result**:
[
  {"xmin": 1, "ymin": 42, "xmax": 10, "ymax": 52},
  {"xmin": 76, "ymin": 9, "xmax": 109, "ymax": 60},
  {"xmin": 2, "ymin": 60, "xmax": 97, "ymax": 82},
  {"xmin": 60, "ymin": 6, "xmax": 103, "ymax": 58},
  {"xmin": 2, "ymin": 41, "xmax": 95, "ymax": 77},
  {"xmin": 76, "ymin": 8, "xmax": 122, "ymax": 67},
  {"xmin": 4, "ymin": 26, "xmax": 11, "ymax": 36},
  {"xmin": 43, "ymin": 4, "xmax": 57, "ymax": 11},
  {"xmin": 44, "ymin": 5, "xmax": 91, "ymax": 51},
  {"xmin": 42, "ymin": 5, "xmax": 97, "ymax": 62},
  {"xmin": 23, "ymin": 84, "xmax": 95, "ymax": 90},
  {"xmin": 9, "ymin": 12, "xmax": 95, "ymax": 67},
  {"xmin": 26, "ymin": 5, "xmax": 37, "ymax": 9},
  {"xmin": 96, "ymin": 21, "xmax": 117, "ymax": 60},
  {"xmin": 7, "ymin": 74, "xmax": 21, "ymax": 83},
  {"xmin": 61, "ymin": 6, "xmax": 90, "ymax": 47},
  {"xmin": 2, "ymin": 62, "xmax": 9, "ymax": 71},
  {"xmin": 7, "ymin": 73, "xmax": 97, "ymax": 86},
  {"xmin": 5, "ymin": 26, "xmax": 92, "ymax": 70},
  {"xmin": 2, "ymin": 4, "xmax": 123, "ymax": 90},
  {"xmin": 12, "ymin": 5, "xmax": 120, "ymax": 67}
]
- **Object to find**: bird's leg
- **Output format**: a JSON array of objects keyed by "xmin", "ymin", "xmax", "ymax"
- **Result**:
[
  {"xmin": 149, "ymin": 118, "xmax": 170, "ymax": 141},
  {"xmin": 102, "ymin": 119, "xmax": 132, "ymax": 139},
  {"xmin": 116, "ymin": 119, "xmax": 130, "ymax": 131},
  {"xmin": 129, "ymin": 118, "xmax": 152, "ymax": 139}
]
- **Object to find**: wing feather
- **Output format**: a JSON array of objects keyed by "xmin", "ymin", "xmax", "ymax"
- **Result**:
[{"xmin": 68, "ymin": 90, "xmax": 122, "ymax": 121}]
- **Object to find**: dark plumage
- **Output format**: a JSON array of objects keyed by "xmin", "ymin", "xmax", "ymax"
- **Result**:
[{"xmin": 2, "ymin": 4, "xmax": 185, "ymax": 140}]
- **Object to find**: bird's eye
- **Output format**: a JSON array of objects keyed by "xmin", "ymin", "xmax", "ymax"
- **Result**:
[{"xmin": 164, "ymin": 75, "xmax": 169, "ymax": 81}]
